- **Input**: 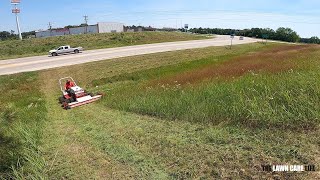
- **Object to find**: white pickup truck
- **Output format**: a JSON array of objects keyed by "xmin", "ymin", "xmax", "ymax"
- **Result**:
[{"xmin": 49, "ymin": 45, "xmax": 84, "ymax": 56}]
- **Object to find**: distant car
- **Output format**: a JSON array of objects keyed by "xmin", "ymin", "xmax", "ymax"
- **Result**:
[
  {"xmin": 239, "ymin": 36, "xmax": 244, "ymax": 40},
  {"xmin": 49, "ymin": 45, "xmax": 83, "ymax": 56}
]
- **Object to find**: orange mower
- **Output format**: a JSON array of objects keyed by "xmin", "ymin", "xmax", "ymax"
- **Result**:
[{"xmin": 58, "ymin": 77, "xmax": 102, "ymax": 110}]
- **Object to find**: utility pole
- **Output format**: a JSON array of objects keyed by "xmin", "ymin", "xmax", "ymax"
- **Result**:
[
  {"xmin": 48, "ymin": 22, "xmax": 53, "ymax": 36},
  {"xmin": 175, "ymin": 19, "xmax": 178, "ymax": 30},
  {"xmin": 11, "ymin": 0, "xmax": 22, "ymax": 40},
  {"xmin": 83, "ymin": 15, "xmax": 88, "ymax": 34},
  {"xmin": 230, "ymin": 34, "xmax": 234, "ymax": 49}
]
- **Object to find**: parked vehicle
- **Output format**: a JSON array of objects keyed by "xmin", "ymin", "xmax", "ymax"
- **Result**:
[
  {"xmin": 49, "ymin": 45, "xmax": 83, "ymax": 56},
  {"xmin": 239, "ymin": 36, "xmax": 244, "ymax": 40}
]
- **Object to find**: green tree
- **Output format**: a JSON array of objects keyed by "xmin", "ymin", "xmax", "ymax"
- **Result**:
[
  {"xmin": 0, "ymin": 31, "xmax": 17, "ymax": 40},
  {"xmin": 276, "ymin": 27, "xmax": 300, "ymax": 42},
  {"xmin": 309, "ymin": 36, "xmax": 320, "ymax": 44}
]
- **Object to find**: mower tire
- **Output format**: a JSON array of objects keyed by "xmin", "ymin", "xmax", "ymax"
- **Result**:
[{"xmin": 59, "ymin": 96, "xmax": 66, "ymax": 104}]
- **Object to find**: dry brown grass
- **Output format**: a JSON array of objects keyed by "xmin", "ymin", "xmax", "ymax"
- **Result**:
[{"xmin": 154, "ymin": 45, "xmax": 319, "ymax": 85}]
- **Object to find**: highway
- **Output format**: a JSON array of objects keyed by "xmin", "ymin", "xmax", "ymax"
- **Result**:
[{"xmin": 0, "ymin": 35, "xmax": 257, "ymax": 75}]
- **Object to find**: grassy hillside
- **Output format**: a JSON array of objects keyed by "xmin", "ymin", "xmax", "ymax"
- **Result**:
[
  {"xmin": 0, "ymin": 31, "xmax": 208, "ymax": 60},
  {"xmin": 0, "ymin": 43, "xmax": 319, "ymax": 179},
  {"xmin": 103, "ymin": 44, "xmax": 320, "ymax": 129},
  {"xmin": 0, "ymin": 73, "xmax": 47, "ymax": 179}
]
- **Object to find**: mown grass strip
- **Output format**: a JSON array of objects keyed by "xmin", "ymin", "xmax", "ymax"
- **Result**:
[{"xmin": 70, "ymin": 105, "xmax": 318, "ymax": 179}]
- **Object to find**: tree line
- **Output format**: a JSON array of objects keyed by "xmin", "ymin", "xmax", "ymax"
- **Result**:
[
  {"xmin": 1, "ymin": 26, "xmax": 319, "ymax": 44},
  {"xmin": 189, "ymin": 27, "xmax": 319, "ymax": 44},
  {"xmin": 0, "ymin": 30, "xmax": 35, "ymax": 40}
]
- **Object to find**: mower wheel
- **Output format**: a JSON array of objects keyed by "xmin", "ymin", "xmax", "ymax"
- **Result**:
[
  {"xmin": 68, "ymin": 97, "xmax": 76, "ymax": 103},
  {"xmin": 59, "ymin": 96, "xmax": 66, "ymax": 104}
]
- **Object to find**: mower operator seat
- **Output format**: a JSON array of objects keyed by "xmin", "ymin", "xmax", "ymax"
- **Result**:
[
  {"xmin": 71, "ymin": 86, "xmax": 83, "ymax": 92},
  {"xmin": 63, "ymin": 86, "xmax": 83, "ymax": 95}
]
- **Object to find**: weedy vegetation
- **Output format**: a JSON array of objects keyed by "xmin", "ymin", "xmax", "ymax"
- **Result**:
[
  {"xmin": 0, "ymin": 42, "xmax": 319, "ymax": 179},
  {"xmin": 0, "ymin": 73, "xmax": 47, "ymax": 179}
]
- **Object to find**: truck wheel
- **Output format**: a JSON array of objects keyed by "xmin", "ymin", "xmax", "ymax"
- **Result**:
[
  {"xmin": 52, "ymin": 52, "xmax": 58, "ymax": 56},
  {"xmin": 74, "ymin": 49, "xmax": 79, "ymax": 54}
]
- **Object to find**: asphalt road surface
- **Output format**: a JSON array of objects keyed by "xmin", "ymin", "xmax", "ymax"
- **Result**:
[{"xmin": 0, "ymin": 35, "xmax": 257, "ymax": 75}]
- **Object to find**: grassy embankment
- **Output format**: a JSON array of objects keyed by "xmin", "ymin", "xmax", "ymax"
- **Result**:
[
  {"xmin": 0, "ymin": 32, "xmax": 208, "ymax": 60},
  {"xmin": 1, "ymin": 42, "xmax": 319, "ymax": 179},
  {"xmin": 101, "ymin": 45, "xmax": 320, "ymax": 130},
  {"xmin": 0, "ymin": 73, "xmax": 47, "ymax": 179}
]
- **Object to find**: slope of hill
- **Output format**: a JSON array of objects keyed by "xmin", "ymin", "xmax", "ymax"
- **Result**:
[{"xmin": 1, "ymin": 43, "xmax": 319, "ymax": 179}]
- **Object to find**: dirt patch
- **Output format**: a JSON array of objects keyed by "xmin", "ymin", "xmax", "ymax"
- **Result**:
[{"xmin": 153, "ymin": 44, "xmax": 318, "ymax": 85}]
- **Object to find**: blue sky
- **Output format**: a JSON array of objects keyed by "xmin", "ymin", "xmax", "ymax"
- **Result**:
[{"xmin": 1, "ymin": 0, "xmax": 320, "ymax": 37}]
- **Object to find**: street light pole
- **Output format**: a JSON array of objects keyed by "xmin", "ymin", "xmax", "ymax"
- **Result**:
[
  {"xmin": 15, "ymin": 9, "xmax": 22, "ymax": 40},
  {"xmin": 11, "ymin": 0, "xmax": 22, "ymax": 40}
]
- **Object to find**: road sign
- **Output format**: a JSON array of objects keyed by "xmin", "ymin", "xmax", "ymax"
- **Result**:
[
  {"xmin": 11, "ymin": 0, "xmax": 20, "ymax": 4},
  {"xmin": 12, "ymin": 8, "xmax": 20, "ymax": 13},
  {"xmin": 184, "ymin": 24, "xmax": 189, "ymax": 29}
]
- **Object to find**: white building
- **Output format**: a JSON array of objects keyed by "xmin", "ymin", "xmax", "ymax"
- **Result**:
[
  {"xmin": 98, "ymin": 22, "xmax": 124, "ymax": 33},
  {"xmin": 35, "ymin": 22, "xmax": 124, "ymax": 38}
]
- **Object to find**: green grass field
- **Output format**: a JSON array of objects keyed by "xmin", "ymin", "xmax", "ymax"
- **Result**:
[
  {"xmin": 0, "ymin": 31, "xmax": 207, "ymax": 60},
  {"xmin": 0, "ymin": 42, "xmax": 319, "ymax": 179}
]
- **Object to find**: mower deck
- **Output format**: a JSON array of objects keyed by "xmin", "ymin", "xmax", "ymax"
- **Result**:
[{"xmin": 68, "ymin": 95, "xmax": 102, "ymax": 108}]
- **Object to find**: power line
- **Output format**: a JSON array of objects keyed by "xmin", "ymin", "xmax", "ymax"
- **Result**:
[
  {"xmin": 96, "ymin": 9, "xmax": 320, "ymax": 25},
  {"xmin": 96, "ymin": 9, "xmax": 320, "ymax": 17},
  {"xmin": 94, "ymin": 9, "xmax": 319, "ymax": 15},
  {"xmin": 102, "ymin": 15, "xmax": 320, "ymax": 25}
]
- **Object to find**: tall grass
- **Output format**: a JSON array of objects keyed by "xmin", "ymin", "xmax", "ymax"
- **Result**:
[
  {"xmin": 0, "ymin": 32, "xmax": 206, "ymax": 60},
  {"xmin": 104, "ymin": 71, "xmax": 320, "ymax": 129},
  {"xmin": 101, "ymin": 45, "xmax": 320, "ymax": 129},
  {"xmin": 0, "ymin": 73, "xmax": 47, "ymax": 179},
  {"xmin": 90, "ymin": 43, "xmax": 276, "ymax": 86}
]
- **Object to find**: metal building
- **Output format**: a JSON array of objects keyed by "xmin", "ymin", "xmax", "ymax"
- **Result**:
[
  {"xmin": 69, "ymin": 25, "xmax": 98, "ymax": 35},
  {"xmin": 36, "ymin": 28, "xmax": 70, "ymax": 38},
  {"xmin": 98, "ymin": 22, "xmax": 124, "ymax": 33},
  {"xmin": 35, "ymin": 22, "xmax": 124, "ymax": 38}
]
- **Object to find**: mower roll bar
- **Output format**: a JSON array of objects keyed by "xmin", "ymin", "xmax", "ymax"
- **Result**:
[{"xmin": 59, "ymin": 77, "xmax": 78, "ymax": 92}]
